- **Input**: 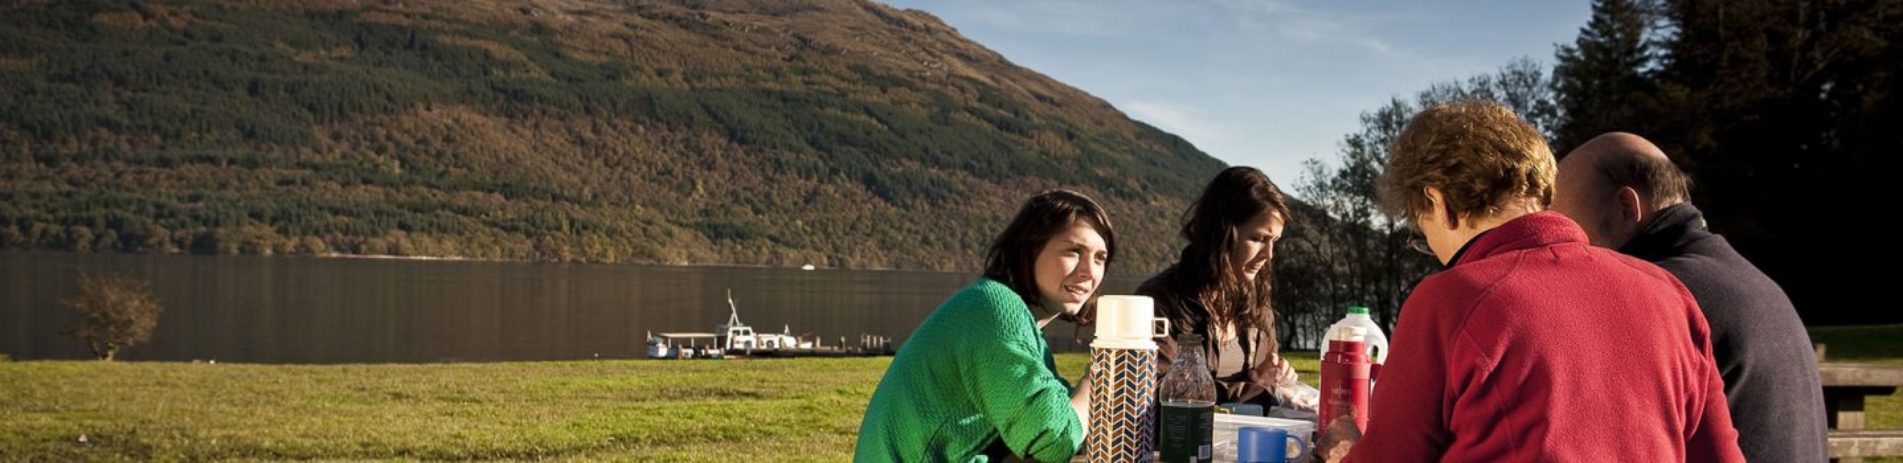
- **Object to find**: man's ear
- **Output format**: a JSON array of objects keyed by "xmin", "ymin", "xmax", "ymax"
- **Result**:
[{"xmin": 1618, "ymin": 186, "xmax": 1644, "ymax": 225}]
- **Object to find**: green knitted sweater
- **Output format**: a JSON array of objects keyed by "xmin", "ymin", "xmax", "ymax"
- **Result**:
[{"xmin": 854, "ymin": 278, "xmax": 1084, "ymax": 462}]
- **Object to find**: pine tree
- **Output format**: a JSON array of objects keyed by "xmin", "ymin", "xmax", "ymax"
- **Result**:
[{"xmin": 1552, "ymin": 0, "xmax": 1657, "ymax": 152}]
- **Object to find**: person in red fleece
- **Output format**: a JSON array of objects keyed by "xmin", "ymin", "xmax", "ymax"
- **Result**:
[{"xmin": 1323, "ymin": 101, "xmax": 1744, "ymax": 462}]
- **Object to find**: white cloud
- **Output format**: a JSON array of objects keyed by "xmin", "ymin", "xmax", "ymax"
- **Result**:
[
  {"xmin": 1209, "ymin": 0, "xmax": 1405, "ymax": 55},
  {"xmin": 919, "ymin": 0, "xmax": 1404, "ymax": 55},
  {"xmin": 1122, "ymin": 100, "xmax": 1226, "ymax": 143},
  {"xmin": 925, "ymin": 0, "xmax": 1178, "ymax": 38}
]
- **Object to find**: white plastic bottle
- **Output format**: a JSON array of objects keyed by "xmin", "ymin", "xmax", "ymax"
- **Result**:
[{"xmin": 1320, "ymin": 306, "xmax": 1388, "ymax": 365}]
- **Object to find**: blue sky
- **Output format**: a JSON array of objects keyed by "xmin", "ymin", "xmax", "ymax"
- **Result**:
[{"xmin": 879, "ymin": 0, "xmax": 1591, "ymax": 189}]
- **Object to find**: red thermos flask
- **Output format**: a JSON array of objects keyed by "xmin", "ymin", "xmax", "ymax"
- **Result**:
[{"xmin": 1319, "ymin": 327, "xmax": 1372, "ymax": 433}]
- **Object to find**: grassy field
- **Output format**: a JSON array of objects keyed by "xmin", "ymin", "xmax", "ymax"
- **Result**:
[
  {"xmin": 1, "ymin": 325, "xmax": 1895, "ymax": 461},
  {"xmin": 0, "ymin": 359, "xmax": 882, "ymax": 461}
]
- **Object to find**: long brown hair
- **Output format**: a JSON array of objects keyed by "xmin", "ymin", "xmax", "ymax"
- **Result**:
[
  {"xmin": 982, "ymin": 189, "xmax": 1117, "ymax": 324},
  {"xmin": 1174, "ymin": 166, "xmax": 1291, "ymax": 337}
]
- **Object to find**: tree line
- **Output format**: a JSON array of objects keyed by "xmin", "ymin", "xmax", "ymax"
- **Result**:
[{"xmin": 1271, "ymin": 0, "xmax": 1901, "ymax": 345}]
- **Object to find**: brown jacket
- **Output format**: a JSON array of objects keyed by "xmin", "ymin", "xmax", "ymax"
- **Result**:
[{"xmin": 1137, "ymin": 266, "xmax": 1294, "ymax": 408}]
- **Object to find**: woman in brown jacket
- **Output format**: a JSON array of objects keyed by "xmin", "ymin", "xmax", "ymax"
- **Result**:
[{"xmin": 1138, "ymin": 166, "xmax": 1311, "ymax": 410}]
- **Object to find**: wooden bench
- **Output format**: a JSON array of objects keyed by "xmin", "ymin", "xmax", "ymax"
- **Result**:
[
  {"xmin": 1832, "ymin": 429, "xmax": 1903, "ymax": 460},
  {"xmin": 1820, "ymin": 361, "xmax": 1903, "ymax": 462}
]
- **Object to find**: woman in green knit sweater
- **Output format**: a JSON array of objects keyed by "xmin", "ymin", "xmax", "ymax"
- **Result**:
[{"xmin": 855, "ymin": 190, "xmax": 1112, "ymax": 462}]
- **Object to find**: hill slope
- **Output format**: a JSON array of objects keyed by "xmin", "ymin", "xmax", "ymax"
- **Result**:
[{"xmin": 0, "ymin": 0, "xmax": 1228, "ymax": 270}]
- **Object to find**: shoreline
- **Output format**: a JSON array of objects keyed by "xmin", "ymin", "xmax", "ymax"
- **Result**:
[{"xmin": 0, "ymin": 248, "xmax": 980, "ymax": 274}]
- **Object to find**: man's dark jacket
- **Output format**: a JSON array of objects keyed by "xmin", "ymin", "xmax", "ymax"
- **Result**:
[{"xmin": 1621, "ymin": 204, "xmax": 1828, "ymax": 462}]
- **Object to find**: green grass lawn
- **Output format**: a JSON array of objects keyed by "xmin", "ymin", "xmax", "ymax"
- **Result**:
[
  {"xmin": 1, "ymin": 325, "xmax": 1896, "ymax": 461},
  {"xmin": 0, "ymin": 359, "xmax": 882, "ymax": 461}
]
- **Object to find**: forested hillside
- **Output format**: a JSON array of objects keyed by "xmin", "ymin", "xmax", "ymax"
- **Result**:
[{"xmin": 0, "ymin": 0, "xmax": 1228, "ymax": 271}]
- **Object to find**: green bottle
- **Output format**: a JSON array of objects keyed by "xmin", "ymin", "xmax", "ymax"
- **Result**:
[{"xmin": 1158, "ymin": 333, "xmax": 1216, "ymax": 462}]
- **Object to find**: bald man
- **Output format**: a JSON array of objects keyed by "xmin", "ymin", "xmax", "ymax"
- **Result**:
[{"xmin": 1554, "ymin": 132, "xmax": 1826, "ymax": 463}]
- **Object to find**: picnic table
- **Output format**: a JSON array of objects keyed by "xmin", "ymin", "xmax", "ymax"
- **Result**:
[
  {"xmin": 1061, "ymin": 361, "xmax": 1903, "ymax": 462},
  {"xmin": 1821, "ymin": 362, "xmax": 1903, "ymax": 463}
]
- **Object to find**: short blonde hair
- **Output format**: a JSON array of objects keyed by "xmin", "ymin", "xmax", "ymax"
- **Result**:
[{"xmin": 1378, "ymin": 100, "xmax": 1556, "ymax": 226}]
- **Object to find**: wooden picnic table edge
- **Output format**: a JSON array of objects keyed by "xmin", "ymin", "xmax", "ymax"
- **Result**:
[{"xmin": 1820, "ymin": 362, "xmax": 1903, "ymax": 388}]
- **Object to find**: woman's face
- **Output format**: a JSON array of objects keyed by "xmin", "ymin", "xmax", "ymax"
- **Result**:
[
  {"xmin": 1034, "ymin": 221, "xmax": 1110, "ymax": 316},
  {"xmin": 1229, "ymin": 211, "xmax": 1284, "ymax": 283}
]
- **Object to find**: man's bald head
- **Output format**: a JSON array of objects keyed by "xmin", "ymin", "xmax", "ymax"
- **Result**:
[
  {"xmin": 1553, "ymin": 132, "xmax": 1692, "ymax": 248},
  {"xmin": 1562, "ymin": 133, "xmax": 1690, "ymax": 208}
]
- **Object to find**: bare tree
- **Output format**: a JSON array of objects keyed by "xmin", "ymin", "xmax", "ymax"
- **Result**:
[
  {"xmin": 1283, "ymin": 59, "xmax": 1558, "ymax": 346},
  {"xmin": 63, "ymin": 273, "xmax": 164, "ymax": 361}
]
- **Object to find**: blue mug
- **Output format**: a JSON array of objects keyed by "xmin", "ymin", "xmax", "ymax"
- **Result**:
[{"xmin": 1239, "ymin": 426, "xmax": 1310, "ymax": 463}]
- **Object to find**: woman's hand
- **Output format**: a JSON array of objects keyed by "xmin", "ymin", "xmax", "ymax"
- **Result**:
[
  {"xmin": 1316, "ymin": 405, "xmax": 1362, "ymax": 463},
  {"xmin": 1071, "ymin": 368, "xmax": 1094, "ymax": 435},
  {"xmin": 1273, "ymin": 354, "xmax": 1300, "ymax": 385},
  {"xmin": 1261, "ymin": 354, "xmax": 1319, "ymax": 411}
]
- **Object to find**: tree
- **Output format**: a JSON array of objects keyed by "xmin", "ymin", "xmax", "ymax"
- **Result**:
[
  {"xmin": 1284, "ymin": 59, "xmax": 1560, "ymax": 347},
  {"xmin": 1552, "ymin": 0, "xmax": 1659, "ymax": 152},
  {"xmin": 1289, "ymin": 96, "xmax": 1423, "ymax": 341},
  {"xmin": 1633, "ymin": 0, "xmax": 1903, "ymax": 324},
  {"xmin": 63, "ymin": 273, "xmax": 164, "ymax": 361},
  {"xmin": 1432, "ymin": 57, "xmax": 1563, "ymax": 140}
]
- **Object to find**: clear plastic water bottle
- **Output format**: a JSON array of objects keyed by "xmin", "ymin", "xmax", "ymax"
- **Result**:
[{"xmin": 1159, "ymin": 333, "xmax": 1217, "ymax": 463}]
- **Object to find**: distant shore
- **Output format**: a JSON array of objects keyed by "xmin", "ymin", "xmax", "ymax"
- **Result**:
[{"xmin": 4, "ymin": 248, "xmax": 980, "ymax": 274}]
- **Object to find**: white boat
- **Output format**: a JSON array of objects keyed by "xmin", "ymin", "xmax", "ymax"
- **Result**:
[
  {"xmin": 710, "ymin": 289, "xmax": 812, "ymax": 351},
  {"xmin": 646, "ymin": 289, "xmax": 886, "ymax": 359},
  {"xmin": 646, "ymin": 331, "xmax": 723, "ymax": 359},
  {"xmin": 646, "ymin": 290, "xmax": 804, "ymax": 359}
]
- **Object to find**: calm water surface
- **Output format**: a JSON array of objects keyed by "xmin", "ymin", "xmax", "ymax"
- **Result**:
[{"xmin": 1, "ymin": 252, "xmax": 1131, "ymax": 363}]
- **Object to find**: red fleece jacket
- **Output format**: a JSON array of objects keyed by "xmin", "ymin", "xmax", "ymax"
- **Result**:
[{"xmin": 1344, "ymin": 212, "xmax": 1743, "ymax": 462}]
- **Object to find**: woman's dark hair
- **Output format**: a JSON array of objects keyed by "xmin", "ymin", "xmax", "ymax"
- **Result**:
[
  {"xmin": 982, "ymin": 189, "xmax": 1117, "ymax": 324},
  {"xmin": 1174, "ymin": 166, "xmax": 1291, "ymax": 336}
]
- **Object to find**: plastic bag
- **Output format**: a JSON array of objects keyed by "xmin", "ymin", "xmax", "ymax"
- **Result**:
[{"xmin": 1274, "ymin": 382, "xmax": 1322, "ymax": 412}]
